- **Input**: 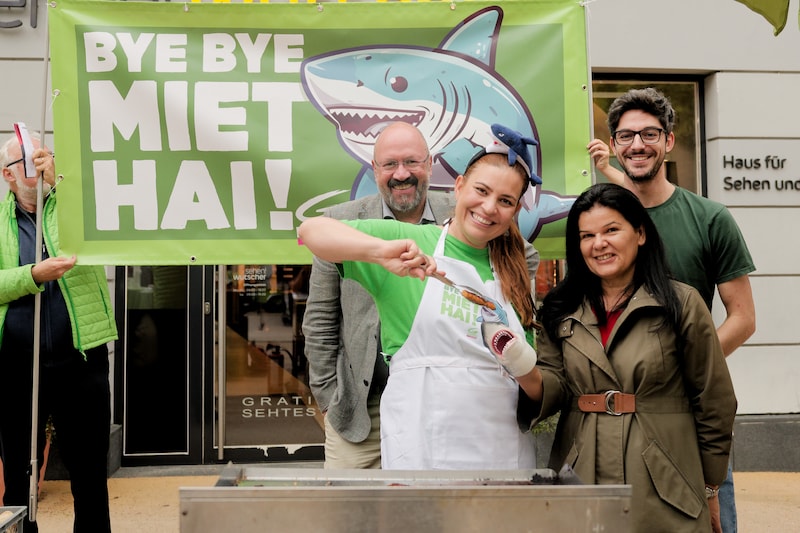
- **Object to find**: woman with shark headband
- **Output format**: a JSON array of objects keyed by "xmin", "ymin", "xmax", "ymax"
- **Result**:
[{"xmin": 298, "ymin": 124, "xmax": 542, "ymax": 469}]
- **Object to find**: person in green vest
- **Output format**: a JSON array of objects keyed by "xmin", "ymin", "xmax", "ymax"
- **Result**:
[{"xmin": 0, "ymin": 133, "xmax": 118, "ymax": 533}]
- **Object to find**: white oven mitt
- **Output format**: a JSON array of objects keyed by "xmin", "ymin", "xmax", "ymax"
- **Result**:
[{"xmin": 479, "ymin": 308, "xmax": 537, "ymax": 377}]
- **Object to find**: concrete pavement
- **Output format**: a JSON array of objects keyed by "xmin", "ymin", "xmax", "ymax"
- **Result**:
[{"xmin": 31, "ymin": 467, "xmax": 800, "ymax": 532}]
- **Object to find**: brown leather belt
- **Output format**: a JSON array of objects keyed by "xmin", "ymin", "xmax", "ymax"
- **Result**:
[{"xmin": 578, "ymin": 391, "xmax": 636, "ymax": 416}]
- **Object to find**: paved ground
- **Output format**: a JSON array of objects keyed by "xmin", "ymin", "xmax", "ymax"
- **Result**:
[{"xmin": 26, "ymin": 468, "xmax": 800, "ymax": 532}]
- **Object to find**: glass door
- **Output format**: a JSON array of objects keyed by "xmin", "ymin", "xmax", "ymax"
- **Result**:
[
  {"xmin": 117, "ymin": 265, "xmax": 204, "ymax": 465},
  {"xmin": 212, "ymin": 264, "xmax": 323, "ymax": 462}
]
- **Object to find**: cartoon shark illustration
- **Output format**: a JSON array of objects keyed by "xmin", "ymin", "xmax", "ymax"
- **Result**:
[{"xmin": 300, "ymin": 6, "xmax": 574, "ymax": 240}]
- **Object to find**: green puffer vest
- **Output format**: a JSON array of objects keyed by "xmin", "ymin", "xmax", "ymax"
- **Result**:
[{"xmin": 0, "ymin": 190, "xmax": 118, "ymax": 353}]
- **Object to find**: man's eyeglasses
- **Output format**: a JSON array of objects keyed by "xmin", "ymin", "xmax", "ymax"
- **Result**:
[
  {"xmin": 4, "ymin": 152, "xmax": 54, "ymax": 169},
  {"xmin": 612, "ymin": 127, "xmax": 666, "ymax": 146},
  {"xmin": 377, "ymin": 155, "xmax": 430, "ymax": 173}
]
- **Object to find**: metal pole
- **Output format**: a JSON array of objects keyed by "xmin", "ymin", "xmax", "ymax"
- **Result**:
[
  {"xmin": 217, "ymin": 265, "xmax": 226, "ymax": 460},
  {"xmin": 29, "ymin": 1, "xmax": 51, "ymax": 520},
  {"xmin": 582, "ymin": 0, "xmax": 597, "ymax": 181}
]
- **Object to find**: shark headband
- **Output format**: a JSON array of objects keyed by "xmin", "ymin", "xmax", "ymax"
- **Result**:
[{"xmin": 467, "ymin": 124, "xmax": 542, "ymax": 185}]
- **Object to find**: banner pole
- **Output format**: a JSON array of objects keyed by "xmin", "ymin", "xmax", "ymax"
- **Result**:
[
  {"xmin": 218, "ymin": 265, "xmax": 227, "ymax": 460},
  {"xmin": 582, "ymin": 0, "xmax": 597, "ymax": 182},
  {"xmin": 29, "ymin": 0, "xmax": 51, "ymax": 521}
]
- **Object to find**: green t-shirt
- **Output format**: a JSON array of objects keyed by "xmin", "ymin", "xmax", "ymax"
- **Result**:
[
  {"xmin": 648, "ymin": 187, "xmax": 755, "ymax": 309},
  {"xmin": 341, "ymin": 219, "xmax": 493, "ymax": 356}
]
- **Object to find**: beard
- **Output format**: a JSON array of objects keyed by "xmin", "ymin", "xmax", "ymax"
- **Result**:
[
  {"xmin": 12, "ymin": 170, "xmax": 51, "ymax": 206},
  {"xmin": 381, "ymin": 175, "xmax": 428, "ymax": 214},
  {"xmin": 618, "ymin": 148, "xmax": 666, "ymax": 183}
]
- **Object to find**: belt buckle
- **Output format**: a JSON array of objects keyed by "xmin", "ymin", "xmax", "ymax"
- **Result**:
[{"xmin": 604, "ymin": 390, "xmax": 623, "ymax": 416}]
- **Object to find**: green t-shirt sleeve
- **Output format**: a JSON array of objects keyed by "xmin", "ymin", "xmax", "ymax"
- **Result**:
[
  {"xmin": 339, "ymin": 219, "xmax": 430, "ymax": 294},
  {"xmin": 708, "ymin": 207, "xmax": 756, "ymax": 284},
  {"xmin": 338, "ymin": 219, "xmax": 436, "ymax": 355}
]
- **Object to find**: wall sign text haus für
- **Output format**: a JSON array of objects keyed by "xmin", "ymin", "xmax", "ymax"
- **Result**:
[
  {"xmin": 707, "ymin": 140, "xmax": 799, "ymax": 205},
  {"xmin": 722, "ymin": 154, "xmax": 800, "ymax": 191}
]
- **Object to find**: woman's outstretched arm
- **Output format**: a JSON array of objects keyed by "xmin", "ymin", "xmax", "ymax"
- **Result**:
[{"xmin": 298, "ymin": 217, "xmax": 436, "ymax": 280}]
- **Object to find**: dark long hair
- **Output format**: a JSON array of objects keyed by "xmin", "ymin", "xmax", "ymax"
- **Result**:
[{"xmin": 540, "ymin": 183, "xmax": 681, "ymax": 339}]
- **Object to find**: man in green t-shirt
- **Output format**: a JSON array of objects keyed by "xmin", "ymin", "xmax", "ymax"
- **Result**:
[{"xmin": 598, "ymin": 87, "xmax": 756, "ymax": 533}]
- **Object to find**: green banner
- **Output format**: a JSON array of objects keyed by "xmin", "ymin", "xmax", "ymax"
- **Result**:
[{"xmin": 49, "ymin": 0, "xmax": 591, "ymax": 264}]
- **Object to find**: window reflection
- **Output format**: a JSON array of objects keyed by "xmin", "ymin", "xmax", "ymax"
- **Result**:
[{"xmin": 222, "ymin": 264, "xmax": 322, "ymax": 448}]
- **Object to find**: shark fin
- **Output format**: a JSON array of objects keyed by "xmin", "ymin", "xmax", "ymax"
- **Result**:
[{"xmin": 438, "ymin": 6, "xmax": 502, "ymax": 67}]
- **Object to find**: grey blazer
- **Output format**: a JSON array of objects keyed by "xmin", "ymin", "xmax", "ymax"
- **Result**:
[{"xmin": 302, "ymin": 191, "xmax": 540, "ymax": 443}]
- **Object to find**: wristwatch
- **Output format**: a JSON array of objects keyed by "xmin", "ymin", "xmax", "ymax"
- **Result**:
[{"xmin": 705, "ymin": 485, "xmax": 719, "ymax": 499}]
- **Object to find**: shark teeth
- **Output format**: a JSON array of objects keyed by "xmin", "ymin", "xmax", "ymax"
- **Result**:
[
  {"xmin": 329, "ymin": 107, "xmax": 424, "ymax": 139},
  {"xmin": 491, "ymin": 329, "xmax": 514, "ymax": 355}
]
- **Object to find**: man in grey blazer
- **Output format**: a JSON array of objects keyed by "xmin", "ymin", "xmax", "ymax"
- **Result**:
[{"xmin": 303, "ymin": 122, "xmax": 455, "ymax": 468}]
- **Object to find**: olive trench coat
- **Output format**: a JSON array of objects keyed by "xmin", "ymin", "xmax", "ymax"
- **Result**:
[{"xmin": 533, "ymin": 282, "xmax": 736, "ymax": 533}]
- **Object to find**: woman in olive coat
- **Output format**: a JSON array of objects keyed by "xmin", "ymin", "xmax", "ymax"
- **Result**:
[{"xmin": 492, "ymin": 184, "xmax": 736, "ymax": 532}]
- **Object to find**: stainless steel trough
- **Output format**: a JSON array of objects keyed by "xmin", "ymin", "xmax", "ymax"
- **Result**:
[
  {"xmin": 0, "ymin": 506, "xmax": 25, "ymax": 533},
  {"xmin": 179, "ymin": 464, "xmax": 632, "ymax": 532}
]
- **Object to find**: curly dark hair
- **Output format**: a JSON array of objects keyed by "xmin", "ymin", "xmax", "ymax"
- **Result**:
[{"xmin": 607, "ymin": 87, "xmax": 675, "ymax": 135}]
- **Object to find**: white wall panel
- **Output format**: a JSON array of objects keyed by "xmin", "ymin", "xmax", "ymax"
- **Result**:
[
  {"xmin": 705, "ymin": 73, "xmax": 800, "ymax": 139},
  {"xmin": 727, "ymin": 345, "xmax": 800, "ymax": 414},
  {"xmin": 588, "ymin": 0, "xmax": 800, "ymax": 73},
  {"xmin": 726, "ymin": 208, "xmax": 800, "ymax": 276},
  {"xmin": 713, "ymin": 276, "xmax": 800, "ymax": 345},
  {"xmin": 0, "ymin": 60, "xmax": 52, "ymax": 135}
]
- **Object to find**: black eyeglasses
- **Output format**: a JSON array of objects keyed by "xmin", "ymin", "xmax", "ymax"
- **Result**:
[
  {"xmin": 4, "ymin": 152, "xmax": 54, "ymax": 169},
  {"xmin": 612, "ymin": 127, "xmax": 666, "ymax": 146}
]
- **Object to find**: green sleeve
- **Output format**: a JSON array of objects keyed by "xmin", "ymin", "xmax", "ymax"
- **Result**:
[{"xmin": 708, "ymin": 208, "xmax": 755, "ymax": 284}]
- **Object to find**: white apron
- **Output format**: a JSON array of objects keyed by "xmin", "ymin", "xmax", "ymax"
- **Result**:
[{"xmin": 380, "ymin": 226, "xmax": 536, "ymax": 470}]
